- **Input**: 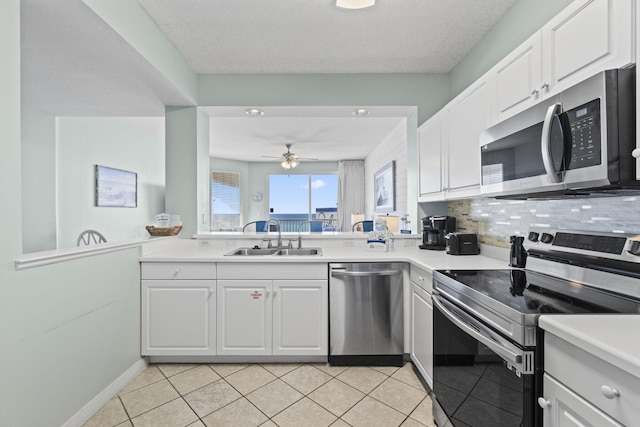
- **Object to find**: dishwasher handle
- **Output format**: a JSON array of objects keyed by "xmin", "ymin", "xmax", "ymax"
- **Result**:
[{"xmin": 331, "ymin": 269, "xmax": 401, "ymax": 277}]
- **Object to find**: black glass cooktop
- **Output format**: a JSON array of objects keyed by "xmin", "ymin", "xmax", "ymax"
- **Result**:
[{"xmin": 437, "ymin": 269, "xmax": 640, "ymax": 316}]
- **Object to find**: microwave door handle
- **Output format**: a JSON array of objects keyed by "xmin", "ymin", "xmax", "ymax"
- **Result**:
[{"xmin": 541, "ymin": 103, "xmax": 563, "ymax": 184}]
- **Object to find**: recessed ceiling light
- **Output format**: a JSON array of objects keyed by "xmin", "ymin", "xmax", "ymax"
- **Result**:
[
  {"xmin": 245, "ymin": 108, "xmax": 264, "ymax": 117},
  {"xmin": 337, "ymin": 0, "xmax": 375, "ymax": 9},
  {"xmin": 353, "ymin": 108, "xmax": 369, "ymax": 116}
]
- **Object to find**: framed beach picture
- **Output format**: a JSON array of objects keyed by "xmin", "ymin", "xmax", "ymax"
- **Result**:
[
  {"xmin": 374, "ymin": 161, "xmax": 395, "ymax": 213},
  {"xmin": 95, "ymin": 165, "xmax": 137, "ymax": 208}
]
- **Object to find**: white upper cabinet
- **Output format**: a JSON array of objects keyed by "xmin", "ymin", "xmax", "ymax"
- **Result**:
[
  {"xmin": 542, "ymin": 0, "xmax": 634, "ymax": 96},
  {"xmin": 445, "ymin": 78, "xmax": 490, "ymax": 197},
  {"xmin": 418, "ymin": 111, "xmax": 446, "ymax": 200},
  {"xmin": 491, "ymin": 32, "xmax": 543, "ymax": 123},
  {"xmin": 489, "ymin": 0, "xmax": 634, "ymax": 125}
]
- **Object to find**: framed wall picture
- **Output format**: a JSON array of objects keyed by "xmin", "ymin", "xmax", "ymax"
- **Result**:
[
  {"xmin": 95, "ymin": 165, "xmax": 137, "ymax": 207},
  {"xmin": 374, "ymin": 161, "xmax": 395, "ymax": 212}
]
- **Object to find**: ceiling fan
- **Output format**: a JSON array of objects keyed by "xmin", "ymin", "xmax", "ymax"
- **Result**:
[{"xmin": 262, "ymin": 144, "xmax": 318, "ymax": 169}]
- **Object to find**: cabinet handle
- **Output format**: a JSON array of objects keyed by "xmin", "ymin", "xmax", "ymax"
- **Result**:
[
  {"xmin": 418, "ymin": 276, "xmax": 424, "ymax": 282},
  {"xmin": 601, "ymin": 385, "xmax": 620, "ymax": 399},
  {"xmin": 173, "ymin": 268, "xmax": 180, "ymax": 277},
  {"xmin": 537, "ymin": 397, "xmax": 551, "ymax": 409},
  {"xmin": 540, "ymin": 82, "xmax": 549, "ymax": 90},
  {"xmin": 265, "ymin": 290, "xmax": 270, "ymax": 297},
  {"xmin": 530, "ymin": 89, "xmax": 539, "ymax": 96},
  {"xmin": 632, "ymin": 148, "xmax": 640, "ymax": 159}
]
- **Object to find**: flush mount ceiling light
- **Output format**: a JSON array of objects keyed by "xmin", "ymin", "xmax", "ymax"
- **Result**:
[
  {"xmin": 352, "ymin": 108, "xmax": 369, "ymax": 116},
  {"xmin": 337, "ymin": 0, "xmax": 375, "ymax": 9},
  {"xmin": 245, "ymin": 108, "xmax": 264, "ymax": 117}
]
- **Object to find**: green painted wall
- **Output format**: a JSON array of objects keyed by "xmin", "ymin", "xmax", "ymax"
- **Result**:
[
  {"xmin": 198, "ymin": 73, "xmax": 450, "ymax": 127},
  {"xmin": 2, "ymin": 5, "xmax": 144, "ymax": 426},
  {"xmin": 21, "ymin": 106, "xmax": 57, "ymax": 253}
]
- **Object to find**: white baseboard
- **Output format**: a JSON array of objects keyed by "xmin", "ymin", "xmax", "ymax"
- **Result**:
[{"xmin": 63, "ymin": 357, "xmax": 148, "ymax": 427}]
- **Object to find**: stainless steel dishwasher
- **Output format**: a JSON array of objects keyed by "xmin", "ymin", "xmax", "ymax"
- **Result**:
[{"xmin": 329, "ymin": 263, "xmax": 404, "ymax": 366}]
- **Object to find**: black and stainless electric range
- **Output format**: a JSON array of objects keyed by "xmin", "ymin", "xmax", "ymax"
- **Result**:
[{"xmin": 432, "ymin": 228, "xmax": 640, "ymax": 427}]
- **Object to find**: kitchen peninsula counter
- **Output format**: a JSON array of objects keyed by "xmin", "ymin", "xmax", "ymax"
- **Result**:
[{"xmin": 140, "ymin": 236, "xmax": 509, "ymax": 273}]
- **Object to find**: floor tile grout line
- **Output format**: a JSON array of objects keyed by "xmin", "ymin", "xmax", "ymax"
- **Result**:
[{"xmin": 102, "ymin": 362, "xmax": 431, "ymax": 427}]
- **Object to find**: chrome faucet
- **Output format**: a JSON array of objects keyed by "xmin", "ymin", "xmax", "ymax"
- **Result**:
[{"xmin": 266, "ymin": 218, "xmax": 282, "ymax": 248}]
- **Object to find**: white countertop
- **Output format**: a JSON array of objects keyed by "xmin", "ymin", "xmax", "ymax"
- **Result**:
[
  {"xmin": 140, "ymin": 239, "xmax": 509, "ymax": 273},
  {"xmin": 540, "ymin": 315, "xmax": 640, "ymax": 379}
]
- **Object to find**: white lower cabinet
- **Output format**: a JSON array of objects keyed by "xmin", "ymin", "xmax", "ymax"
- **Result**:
[
  {"xmin": 141, "ymin": 262, "xmax": 217, "ymax": 356},
  {"xmin": 540, "ymin": 333, "xmax": 639, "ymax": 426},
  {"xmin": 216, "ymin": 263, "xmax": 328, "ymax": 357},
  {"xmin": 541, "ymin": 374, "xmax": 622, "ymax": 427},
  {"xmin": 410, "ymin": 282, "xmax": 433, "ymax": 389},
  {"xmin": 141, "ymin": 280, "xmax": 216, "ymax": 356},
  {"xmin": 273, "ymin": 280, "xmax": 328, "ymax": 355},
  {"xmin": 216, "ymin": 280, "xmax": 272, "ymax": 355},
  {"xmin": 409, "ymin": 265, "xmax": 433, "ymax": 389}
]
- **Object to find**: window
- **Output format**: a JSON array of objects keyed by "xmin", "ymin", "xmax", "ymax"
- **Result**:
[
  {"xmin": 211, "ymin": 171, "xmax": 241, "ymax": 231},
  {"xmin": 269, "ymin": 173, "xmax": 338, "ymax": 232}
]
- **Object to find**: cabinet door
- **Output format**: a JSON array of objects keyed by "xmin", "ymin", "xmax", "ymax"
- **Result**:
[
  {"xmin": 410, "ymin": 283, "xmax": 433, "ymax": 389},
  {"xmin": 492, "ymin": 31, "xmax": 543, "ymax": 123},
  {"xmin": 542, "ymin": 0, "xmax": 633, "ymax": 95},
  {"xmin": 216, "ymin": 280, "xmax": 272, "ymax": 355},
  {"xmin": 418, "ymin": 114, "xmax": 445, "ymax": 198},
  {"xmin": 272, "ymin": 280, "xmax": 328, "ymax": 356},
  {"xmin": 141, "ymin": 280, "xmax": 215, "ymax": 356},
  {"xmin": 446, "ymin": 79, "xmax": 489, "ymax": 195},
  {"xmin": 541, "ymin": 374, "xmax": 623, "ymax": 427}
]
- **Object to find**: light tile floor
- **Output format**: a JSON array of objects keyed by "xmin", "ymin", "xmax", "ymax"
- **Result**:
[{"xmin": 83, "ymin": 362, "xmax": 436, "ymax": 427}]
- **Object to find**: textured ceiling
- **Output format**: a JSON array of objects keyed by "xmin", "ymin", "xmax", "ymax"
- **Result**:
[
  {"xmin": 136, "ymin": 0, "xmax": 517, "ymax": 74},
  {"xmin": 20, "ymin": 0, "xmax": 517, "ymax": 160}
]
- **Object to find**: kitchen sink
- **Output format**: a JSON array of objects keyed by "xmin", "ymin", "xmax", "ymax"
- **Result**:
[
  {"xmin": 224, "ymin": 247, "xmax": 280, "ymax": 256},
  {"xmin": 274, "ymin": 248, "xmax": 322, "ymax": 256},
  {"xmin": 224, "ymin": 247, "xmax": 322, "ymax": 256}
]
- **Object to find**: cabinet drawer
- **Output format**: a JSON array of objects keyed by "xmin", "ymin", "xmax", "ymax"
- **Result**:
[
  {"xmin": 141, "ymin": 262, "xmax": 216, "ymax": 280},
  {"xmin": 218, "ymin": 263, "xmax": 327, "ymax": 280},
  {"xmin": 410, "ymin": 264, "xmax": 432, "ymax": 293},
  {"xmin": 545, "ymin": 333, "xmax": 640, "ymax": 425}
]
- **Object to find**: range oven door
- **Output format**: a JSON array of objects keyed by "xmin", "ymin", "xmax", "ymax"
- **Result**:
[{"xmin": 432, "ymin": 294, "xmax": 539, "ymax": 427}]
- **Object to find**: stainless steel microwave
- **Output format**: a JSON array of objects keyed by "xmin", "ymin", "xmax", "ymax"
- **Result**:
[{"xmin": 480, "ymin": 67, "xmax": 638, "ymax": 199}]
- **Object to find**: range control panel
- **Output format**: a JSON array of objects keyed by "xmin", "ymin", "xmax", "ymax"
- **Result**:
[{"xmin": 526, "ymin": 228, "xmax": 640, "ymax": 259}]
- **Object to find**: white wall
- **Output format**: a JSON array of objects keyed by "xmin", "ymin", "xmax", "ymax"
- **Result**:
[
  {"xmin": 21, "ymin": 106, "xmax": 57, "ymax": 253},
  {"xmin": 56, "ymin": 117, "xmax": 165, "ymax": 248},
  {"xmin": 365, "ymin": 119, "xmax": 408, "ymax": 222}
]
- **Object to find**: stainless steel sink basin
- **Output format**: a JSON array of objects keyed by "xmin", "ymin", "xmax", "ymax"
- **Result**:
[
  {"xmin": 224, "ymin": 247, "xmax": 280, "ymax": 256},
  {"xmin": 274, "ymin": 248, "xmax": 323, "ymax": 256},
  {"xmin": 224, "ymin": 247, "xmax": 322, "ymax": 256}
]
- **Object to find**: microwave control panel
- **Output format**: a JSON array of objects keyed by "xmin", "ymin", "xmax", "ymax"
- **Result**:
[{"xmin": 566, "ymin": 99, "xmax": 601, "ymax": 169}]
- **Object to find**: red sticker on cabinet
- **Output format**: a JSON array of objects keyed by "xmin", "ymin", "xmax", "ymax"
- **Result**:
[{"xmin": 251, "ymin": 291, "xmax": 262, "ymax": 299}]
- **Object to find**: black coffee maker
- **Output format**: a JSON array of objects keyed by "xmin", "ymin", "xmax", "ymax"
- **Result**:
[{"xmin": 419, "ymin": 216, "xmax": 456, "ymax": 250}]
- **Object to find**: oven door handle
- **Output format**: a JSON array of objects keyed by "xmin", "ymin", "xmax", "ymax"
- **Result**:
[{"xmin": 432, "ymin": 294, "xmax": 526, "ymax": 371}]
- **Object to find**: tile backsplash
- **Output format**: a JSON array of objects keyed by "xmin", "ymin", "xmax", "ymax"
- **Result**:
[{"xmin": 448, "ymin": 196, "xmax": 640, "ymax": 248}]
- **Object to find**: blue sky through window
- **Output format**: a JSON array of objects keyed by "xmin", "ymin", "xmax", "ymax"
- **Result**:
[{"xmin": 269, "ymin": 174, "xmax": 338, "ymax": 217}]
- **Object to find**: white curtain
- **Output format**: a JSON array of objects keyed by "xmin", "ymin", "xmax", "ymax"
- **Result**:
[{"xmin": 337, "ymin": 160, "xmax": 365, "ymax": 232}]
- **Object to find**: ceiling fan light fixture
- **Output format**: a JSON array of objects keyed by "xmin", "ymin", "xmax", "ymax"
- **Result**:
[
  {"xmin": 245, "ymin": 108, "xmax": 264, "ymax": 117},
  {"xmin": 281, "ymin": 159, "xmax": 299, "ymax": 169},
  {"xmin": 336, "ymin": 0, "xmax": 375, "ymax": 9}
]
